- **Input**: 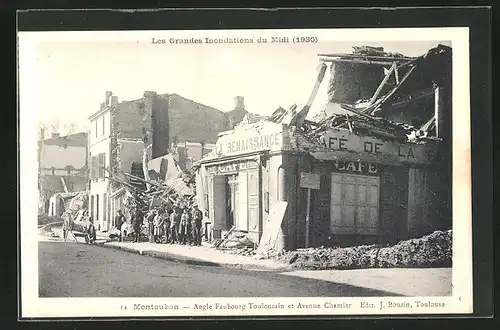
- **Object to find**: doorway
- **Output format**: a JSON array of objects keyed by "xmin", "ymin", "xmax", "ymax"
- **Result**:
[{"xmin": 226, "ymin": 174, "xmax": 238, "ymax": 230}]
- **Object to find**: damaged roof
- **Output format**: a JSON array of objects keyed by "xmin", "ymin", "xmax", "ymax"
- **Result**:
[{"xmin": 42, "ymin": 132, "xmax": 88, "ymax": 148}]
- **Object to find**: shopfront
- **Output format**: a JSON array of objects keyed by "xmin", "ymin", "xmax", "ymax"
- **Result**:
[
  {"xmin": 197, "ymin": 121, "xmax": 447, "ymax": 250},
  {"xmin": 304, "ymin": 128, "xmax": 443, "ymax": 247},
  {"xmin": 196, "ymin": 121, "xmax": 292, "ymax": 243},
  {"xmin": 204, "ymin": 157, "xmax": 262, "ymax": 241}
]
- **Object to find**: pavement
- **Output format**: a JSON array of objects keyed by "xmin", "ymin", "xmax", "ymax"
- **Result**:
[
  {"xmin": 38, "ymin": 241, "xmax": 405, "ymax": 297},
  {"xmin": 100, "ymin": 241, "xmax": 290, "ymax": 271},
  {"xmin": 284, "ymin": 268, "xmax": 452, "ymax": 297},
  {"xmin": 38, "ymin": 232, "xmax": 452, "ymax": 297},
  {"xmin": 39, "ymin": 227, "xmax": 110, "ymax": 244}
]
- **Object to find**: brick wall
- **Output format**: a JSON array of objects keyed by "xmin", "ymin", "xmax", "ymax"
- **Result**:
[
  {"xmin": 167, "ymin": 94, "xmax": 229, "ymax": 144},
  {"xmin": 327, "ymin": 62, "xmax": 384, "ymax": 104},
  {"xmin": 112, "ymin": 92, "xmax": 170, "ymax": 160}
]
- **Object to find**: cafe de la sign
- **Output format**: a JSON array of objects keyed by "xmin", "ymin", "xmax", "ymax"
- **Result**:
[{"xmin": 194, "ymin": 119, "xmax": 450, "ymax": 251}]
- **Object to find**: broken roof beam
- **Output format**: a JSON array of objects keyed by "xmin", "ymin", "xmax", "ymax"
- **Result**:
[
  {"xmin": 420, "ymin": 115, "xmax": 436, "ymax": 132},
  {"xmin": 367, "ymin": 64, "xmax": 418, "ymax": 116},
  {"xmin": 318, "ymin": 53, "xmax": 415, "ymax": 62},
  {"xmin": 319, "ymin": 57, "xmax": 395, "ymax": 66},
  {"xmin": 367, "ymin": 62, "xmax": 396, "ymax": 107},
  {"xmin": 123, "ymin": 172, "xmax": 166, "ymax": 189}
]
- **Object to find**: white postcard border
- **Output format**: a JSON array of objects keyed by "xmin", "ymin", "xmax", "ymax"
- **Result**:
[{"xmin": 19, "ymin": 27, "xmax": 472, "ymax": 318}]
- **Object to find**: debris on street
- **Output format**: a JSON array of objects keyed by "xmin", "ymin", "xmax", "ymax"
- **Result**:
[
  {"xmin": 214, "ymin": 228, "xmax": 257, "ymax": 256},
  {"xmin": 105, "ymin": 152, "xmax": 198, "ymax": 226},
  {"xmin": 60, "ymin": 190, "xmax": 89, "ymax": 223},
  {"xmin": 270, "ymin": 230, "xmax": 452, "ymax": 270}
]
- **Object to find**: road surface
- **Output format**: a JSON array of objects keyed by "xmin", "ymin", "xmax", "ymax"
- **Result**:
[{"xmin": 39, "ymin": 242, "xmax": 401, "ymax": 297}]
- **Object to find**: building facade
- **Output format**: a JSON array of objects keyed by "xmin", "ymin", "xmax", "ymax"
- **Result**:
[
  {"xmin": 195, "ymin": 116, "xmax": 450, "ymax": 251},
  {"xmin": 88, "ymin": 91, "xmax": 223, "ymax": 231},
  {"xmin": 38, "ymin": 132, "xmax": 88, "ymax": 214},
  {"xmin": 88, "ymin": 91, "xmax": 170, "ymax": 231}
]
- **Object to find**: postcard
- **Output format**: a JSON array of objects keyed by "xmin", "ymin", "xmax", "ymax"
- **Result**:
[{"xmin": 18, "ymin": 25, "xmax": 472, "ymax": 318}]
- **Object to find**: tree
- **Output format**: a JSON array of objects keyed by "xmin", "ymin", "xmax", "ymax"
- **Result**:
[
  {"xmin": 50, "ymin": 119, "xmax": 60, "ymax": 135},
  {"xmin": 37, "ymin": 119, "xmax": 80, "ymax": 139}
]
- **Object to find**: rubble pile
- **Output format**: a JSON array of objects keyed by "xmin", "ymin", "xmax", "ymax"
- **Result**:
[
  {"xmin": 215, "ymin": 229, "xmax": 257, "ymax": 256},
  {"xmin": 302, "ymin": 112, "xmax": 414, "ymax": 143},
  {"xmin": 376, "ymin": 230, "xmax": 452, "ymax": 268},
  {"xmin": 108, "ymin": 164, "xmax": 197, "ymax": 223},
  {"xmin": 351, "ymin": 45, "xmax": 408, "ymax": 58},
  {"xmin": 273, "ymin": 230, "xmax": 452, "ymax": 270}
]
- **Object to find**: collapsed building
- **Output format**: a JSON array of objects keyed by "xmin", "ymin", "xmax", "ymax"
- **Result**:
[
  {"xmin": 194, "ymin": 44, "xmax": 452, "ymax": 253},
  {"xmin": 88, "ymin": 90, "xmax": 260, "ymax": 231}
]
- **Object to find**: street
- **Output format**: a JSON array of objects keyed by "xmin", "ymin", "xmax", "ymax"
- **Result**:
[{"xmin": 39, "ymin": 241, "xmax": 401, "ymax": 297}]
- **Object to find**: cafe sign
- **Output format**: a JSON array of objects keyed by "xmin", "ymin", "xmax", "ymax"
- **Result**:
[
  {"xmin": 207, "ymin": 159, "xmax": 259, "ymax": 175},
  {"xmin": 333, "ymin": 160, "xmax": 378, "ymax": 175},
  {"xmin": 319, "ymin": 130, "xmax": 437, "ymax": 164}
]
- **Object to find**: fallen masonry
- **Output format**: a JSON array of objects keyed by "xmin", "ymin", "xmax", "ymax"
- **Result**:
[
  {"xmin": 222, "ymin": 230, "xmax": 452, "ymax": 270},
  {"xmin": 211, "ymin": 229, "xmax": 452, "ymax": 270}
]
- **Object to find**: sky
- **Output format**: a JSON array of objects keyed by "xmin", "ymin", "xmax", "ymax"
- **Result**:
[{"xmin": 32, "ymin": 39, "xmax": 451, "ymax": 135}]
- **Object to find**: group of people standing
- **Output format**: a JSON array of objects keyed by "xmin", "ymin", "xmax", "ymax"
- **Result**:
[{"xmin": 114, "ymin": 203, "xmax": 204, "ymax": 246}]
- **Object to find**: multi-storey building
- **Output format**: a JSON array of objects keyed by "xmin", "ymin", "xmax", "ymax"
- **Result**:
[
  {"xmin": 88, "ymin": 90, "xmax": 236, "ymax": 231},
  {"xmin": 38, "ymin": 131, "xmax": 88, "ymax": 214},
  {"xmin": 88, "ymin": 90, "xmax": 171, "ymax": 231}
]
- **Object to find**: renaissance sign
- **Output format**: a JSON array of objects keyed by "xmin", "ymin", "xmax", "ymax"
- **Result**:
[
  {"xmin": 215, "ymin": 124, "xmax": 285, "ymax": 157},
  {"xmin": 319, "ymin": 130, "xmax": 437, "ymax": 164}
]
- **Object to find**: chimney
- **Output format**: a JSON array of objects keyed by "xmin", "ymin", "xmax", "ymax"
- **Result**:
[
  {"xmin": 111, "ymin": 96, "xmax": 119, "ymax": 105},
  {"xmin": 40, "ymin": 127, "xmax": 45, "ymax": 140},
  {"xmin": 105, "ymin": 91, "xmax": 113, "ymax": 106},
  {"xmin": 234, "ymin": 96, "xmax": 245, "ymax": 111},
  {"xmin": 100, "ymin": 102, "xmax": 106, "ymax": 111},
  {"xmin": 51, "ymin": 133, "xmax": 60, "ymax": 138}
]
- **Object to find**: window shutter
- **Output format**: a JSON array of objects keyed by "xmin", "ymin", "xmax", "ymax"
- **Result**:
[
  {"xmin": 98, "ymin": 153, "xmax": 105, "ymax": 179},
  {"xmin": 91, "ymin": 156, "xmax": 98, "ymax": 180}
]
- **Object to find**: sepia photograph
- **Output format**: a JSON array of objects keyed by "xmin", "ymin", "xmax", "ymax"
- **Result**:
[{"xmin": 18, "ymin": 25, "xmax": 472, "ymax": 318}]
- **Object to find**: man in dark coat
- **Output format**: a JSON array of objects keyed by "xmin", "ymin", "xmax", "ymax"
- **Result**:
[
  {"xmin": 169, "ymin": 206, "xmax": 181, "ymax": 244},
  {"xmin": 179, "ymin": 208, "xmax": 192, "ymax": 245},
  {"xmin": 114, "ymin": 210, "xmax": 126, "ymax": 241},
  {"xmin": 132, "ymin": 209, "xmax": 143, "ymax": 243},
  {"xmin": 86, "ymin": 216, "xmax": 97, "ymax": 244},
  {"xmin": 191, "ymin": 205, "xmax": 203, "ymax": 246}
]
